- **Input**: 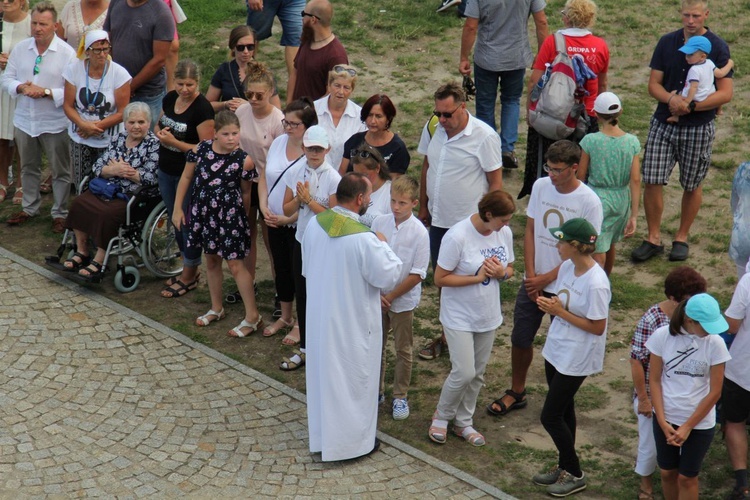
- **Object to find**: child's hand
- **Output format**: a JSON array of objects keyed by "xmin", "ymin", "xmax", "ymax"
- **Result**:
[
  {"xmin": 296, "ymin": 181, "xmax": 311, "ymax": 204},
  {"xmin": 536, "ymin": 295, "xmax": 563, "ymax": 316},
  {"xmin": 624, "ymin": 216, "xmax": 637, "ymax": 238},
  {"xmin": 380, "ymin": 294, "xmax": 391, "ymax": 311},
  {"xmin": 172, "ymin": 209, "xmax": 185, "ymax": 230}
]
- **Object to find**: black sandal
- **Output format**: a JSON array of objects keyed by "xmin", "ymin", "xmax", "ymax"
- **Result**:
[
  {"xmin": 487, "ymin": 389, "xmax": 528, "ymax": 416},
  {"xmin": 77, "ymin": 260, "xmax": 104, "ymax": 282},
  {"xmin": 63, "ymin": 252, "xmax": 90, "ymax": 272},
  {"xmin": 161, "ymin": 277, "xmax": 199, "ymax": 298}
]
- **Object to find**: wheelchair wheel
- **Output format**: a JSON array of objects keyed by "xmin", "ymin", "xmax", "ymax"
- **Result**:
[
  {"xmin": 141, "ymin": 202, "xmax": 183, "ymax": 278},
  {"xmin": 114, "ymin": 266, "xmax": 140, "ymax": 293}
]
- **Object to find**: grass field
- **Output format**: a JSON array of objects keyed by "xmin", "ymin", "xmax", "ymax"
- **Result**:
[{"xmin": 4, "ymin": 0, "xmax": 750, "ymax": 497}]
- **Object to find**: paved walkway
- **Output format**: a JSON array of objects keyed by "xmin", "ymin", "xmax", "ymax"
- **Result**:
[{"xmin": 0, "ymin": 247, "xmax": 510, "ymax": 499}]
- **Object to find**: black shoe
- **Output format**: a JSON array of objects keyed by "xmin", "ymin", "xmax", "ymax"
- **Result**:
[
  {"xmin": 669, "ymin": 241, "xmax": 689, "ymax": 261},
  {"xmin": 272, "ymin": 294, "xmax": 282, "ymax": 319},
  {"xmin": 225, "ymin": 290, "xmax": 242, "ymax": 304},
  {"xmin": 631, "ymin": 240, "xmax": 664, "ymax": 262},
  {"xmin": 728, "ymin": 486, "xmax": 750, "ymax": 500},
  {"xmin": 502, "ymin": 151, "xmax": 519, "ymax": 169}
]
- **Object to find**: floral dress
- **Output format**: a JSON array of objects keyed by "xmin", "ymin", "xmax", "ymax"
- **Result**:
[{"xmin": 186, "ymin": 140, "xmax": 257, "ymax": 259}]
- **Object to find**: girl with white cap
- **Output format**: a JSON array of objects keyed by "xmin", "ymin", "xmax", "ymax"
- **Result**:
[
  {"xmin": 576, "ymin": 91, "xmax": 641, "ymax": 275},
  {"xmin": 62, "ymin": 29, "xmax": 131, "ymax": 187}
]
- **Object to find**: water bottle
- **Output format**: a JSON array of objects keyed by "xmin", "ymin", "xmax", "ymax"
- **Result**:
[{"xmin": 530, "ymin": 63, "xmax": 551, "ymax": 102}]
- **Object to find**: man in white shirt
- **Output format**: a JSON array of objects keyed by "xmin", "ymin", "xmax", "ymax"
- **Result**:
[
  {"xmin": 1, "ymin": 2, "xmax": 77, "ymax": 233},
  {"xmin": 417, "ymin": 81, "xmax": 503, "ymax": 360},
  {"xmin": 487, "ymin": 140, "xmax": 602, "ymax": 417}
]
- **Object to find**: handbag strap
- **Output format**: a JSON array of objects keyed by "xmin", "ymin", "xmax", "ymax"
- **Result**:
[{"xmin": 268, "ymin": 154, "xmax": 304, "ymax": 195}]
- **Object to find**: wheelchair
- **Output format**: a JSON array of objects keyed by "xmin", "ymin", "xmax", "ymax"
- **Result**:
[{"xmin": 46, "ymin": 178, "xmax": 183, "ymax": 292}]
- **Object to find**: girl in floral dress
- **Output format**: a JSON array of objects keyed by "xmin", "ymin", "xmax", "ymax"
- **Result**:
[{"xmin": 172, "ymin": 110, "xmax": 263, "ymax": 337}]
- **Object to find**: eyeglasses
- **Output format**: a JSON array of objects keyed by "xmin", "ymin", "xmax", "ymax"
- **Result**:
[
  {"xmin": 88, "ymin": 46, "xmax": 111, "ymax": 55},
  {"xmin": 281, "ymin": 119, "xmax": 302, "ymax": 129},
  {"xmin": 305, "ymin": 146, "xmax": 325, "ymax": 153},
  {"xmin": 542, "ymin": 163, "xmax": 573, "ymax": 176},
  {"xmin": 351, "ymin": 149, "xmax": 373, "ymax": 159},
  {"xmin": 246, "ymin": 90, "xmax": 267, "ymax": 101},
  {"xmin": 300, "ymin": 10, "xmax": 320, "ymax": 20},
  {"xmin": 432, "ymin": 103, "xmax": 462, "ymax": 119},
  {"xmin": 332, "ymin": 65, "xmax": 357, "ymax": 77},
  {"xmin": 1, "ymin": 0, "xmax": 17, "ymax": 4},
  {"xmin": 33, "ymin": 55, "xmax": 42, "ymax": 76},
  {"xmin": 235, "ymin": 43, "xmax": 255, "ymax": 53}
]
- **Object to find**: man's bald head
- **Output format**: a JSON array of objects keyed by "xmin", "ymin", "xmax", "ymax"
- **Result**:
[{"xmin": 308, "ymin": 0, "xmax": 333, "ymax": 27}]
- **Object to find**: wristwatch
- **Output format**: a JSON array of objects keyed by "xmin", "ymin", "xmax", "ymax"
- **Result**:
[
  {"xmin": 688, "ymin": 101, "xmax": 696, "ymax": 113},
  {"xmin": 44, "ymin": 88, "xmax": 51, "ymax": 98}
]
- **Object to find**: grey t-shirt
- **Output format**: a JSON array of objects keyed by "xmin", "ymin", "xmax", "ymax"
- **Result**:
[
  {"xmin": 104, "ymin": 0, "xmax": 174, "ymax": 97},
  {"xmin": 464, "ymin": 0, "xmax": 546, "ymax": 72}
]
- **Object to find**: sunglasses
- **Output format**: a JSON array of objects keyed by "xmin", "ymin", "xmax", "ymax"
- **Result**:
[
  {"xmin": 350, "ymin": 149, "xmax": 373, "ymax": 159},
  {"xmin": 88, "ymin": 46, "xmax": 111, "ymax": 55},
  {"xmin": 246, "ymin": 90, "xmax": 267, "ymax": 101},
  {"xmin": 542, "ymin": 163, "xmax": 573, "ymax": 176},
  {"xmin": 432, "ymin": 103, "xmax": 462, "ymax": 119},
  {"xmin": 300, "ymin": 10, "xmax": 320, "ymax": 20},
  {"xmin": 333, "ymin": 65, "xmax": 357, "ymax": 77},
  {"xmin": 281, "ymin": 118, "xmax": 302, "ymax": 129},
  {"xmin": 33, "ymin": 55, "xmax": 42, "ymax": 76},
  {"xmin": 1, "ymin": 0, "xmax": 17, "ymax": 4},
  {"xmin": 235, "ymin": 43, "xmax": 255, "ymax": 53}
]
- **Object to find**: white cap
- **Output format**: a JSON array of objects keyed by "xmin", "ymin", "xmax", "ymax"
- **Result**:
[
  {"xmin": 593, "ymin": 92, "xmax": 622, "ymax": 114},
  {"xmin": 84, "ymin": 30, "xmax": 109, "ymax": 51},
  {"xmin": 303, "ymin": 125, "xmax": 329, "ymax": 148}
]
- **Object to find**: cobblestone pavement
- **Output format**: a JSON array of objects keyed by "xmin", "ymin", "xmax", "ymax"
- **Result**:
[{"xmin": 0, "ymin": 249, "xmax": 511, "ymax": 499}]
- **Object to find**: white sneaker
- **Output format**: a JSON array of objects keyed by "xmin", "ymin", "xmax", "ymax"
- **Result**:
[
  {"xmin": 392, "ymin": 398, "xmax": 410, "ymax": 420},
  {"xmin": 436, "ymin": 0, "xmax": 460, "ymax": 13}
]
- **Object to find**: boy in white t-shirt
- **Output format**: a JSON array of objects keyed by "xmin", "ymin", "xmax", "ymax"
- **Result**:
[
  {"xmin": 371, "ymin": 176, "xmax": 430, "ymax": 420},
  {"xmin": 667, "ymin": 35, "xmax": 733, "ymax": 124}
]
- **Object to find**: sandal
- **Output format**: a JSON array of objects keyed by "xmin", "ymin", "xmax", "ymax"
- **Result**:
[
  {"xmin": 63, "ymin": 251, "xmax": 90, "ymax": 272},
  {"xmin": 0, "ymin": 184, "xmax": 7, "ymax": 203},
  {"xmin": 164, "ymin": 275, "xmax": 179, "ymax": 287},
  {"xmin": 487, "ymin": 389, "xmax": 527, "ymax": 417},
  {"xmin": 40, "ymin": 175, "xmax": 52, "ymax": 194},
  {"xmin": 281, "ymin": 324, "xmax": 300, "ymax": 346},
  {"xmin": 279, "ymin": 350, "xmax": 305, "ymax": 370},
  {"xmin": 78, "ymin": 260, "xmax": 104, "ymax": 281},
  {"xmin": 428, "ymin": 412, "xmax": 448, "ymax": 444},
  {"xmin": 638, "ymin": 489, "xmax": 654, "ymax": 500},
  {"xmin": 195, "ymin": 309, "xmax": 225, "ymax": 327},
  {"xmin": 228, "ymin": 316, "xmax": 264, "ymax": 338},
  {"xmin": 12, "ymin": 187, "xmax": 22, "ymax": 205},
  {"xmin": 454, "ymin": 425, "xmax": 486, "ymax": 447},
  {"xmin": 161, "ymin": 276, "xmax": 199, "ymax": 298},
  {"xmin": 263, "ymin": 317, "xmax": 293, "ymax": 337}
]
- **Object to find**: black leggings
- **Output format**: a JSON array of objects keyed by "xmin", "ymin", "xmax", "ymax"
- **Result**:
[
  {"xmin": 268, "ymin": 225, "xmax": 296, "ymax": 302},
  {"xmin": 293, "ymin": 240, "xmax": 306, "ymax": 350},
  {"xmin": 540, "ymin": 360, "xmax": 587, "ymax": 477}
]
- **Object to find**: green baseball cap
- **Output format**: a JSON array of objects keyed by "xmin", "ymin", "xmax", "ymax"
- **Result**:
[{"xmin": 549, "ymin": 218, "xmax": 598, "ymax": 245}]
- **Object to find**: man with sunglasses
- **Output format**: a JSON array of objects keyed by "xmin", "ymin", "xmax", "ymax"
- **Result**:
[
  {"xmin": 416, "ymin": 81, "xmax": 503, "ymax": 360},
  {"xmin": 1, "ymin": 2, "xmax": 76, "ymax": 233},
  {"xmin": 487, "ymin": 140, "xmax": 601, "ymax": 418},
  {"xmin": 290, "ymin": 0, "xmax": 347, "ymax": 101}
]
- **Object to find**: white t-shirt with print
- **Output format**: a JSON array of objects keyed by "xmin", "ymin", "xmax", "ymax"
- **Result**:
[
  {"xmin": 725, "ymin": 273, "xmax": 750, "ymax": 390},
  {"xmin": 359, "ymin": 180, "xmax": 391, "ymax": 227},
  {"xmin": 527, "ymin": 177, "xmax": 603, "ymax": 293},
  {"xmin": 62, "ymin": 59, "xmax": 132, "ymax": 148},
  {"xmin": 645, "ymin": 326, "xmax": 731, "ymax": 429},
  {"xmin": 285, "ymin": 160, "xmax": 341, "ymax": 243},
  {"xmin": 437, "ymin": 216, "xmax": 514, "ymax": 332},
  {"xmin": 542, "ymin": 259, "xmax": 610, "ymax": 376}
]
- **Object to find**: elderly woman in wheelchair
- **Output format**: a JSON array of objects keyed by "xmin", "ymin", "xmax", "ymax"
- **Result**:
[{"xmin": 63, "ymin": 102, "xmax": 159, "ymax": 280}]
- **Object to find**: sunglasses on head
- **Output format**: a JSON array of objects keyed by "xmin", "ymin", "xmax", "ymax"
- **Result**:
[
  {"xmin": 351, "ymin": 149, "xmax": 373, "ymax": 159},
  {"xmin": 235, "ymin": 43, "xmax": 255, "ymax": 52},
  {"xmin": 300, "ymin": 10, "xmax": 320, "ymax": 20},
  {"xmin": 333, "ymin": 65, "xmax": 357, "ymax": 77}
]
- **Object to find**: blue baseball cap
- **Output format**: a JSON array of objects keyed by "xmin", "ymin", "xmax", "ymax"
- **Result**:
[
  {"xmin": 685, "ymin": 293, "xmax": 728, "ymax": 335},
  {"xmin": 679, "ymin": 36, "xmax": 712, "ymax": 55}
]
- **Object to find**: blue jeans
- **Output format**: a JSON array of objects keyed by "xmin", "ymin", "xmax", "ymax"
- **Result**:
[
  {"xmin": 473, "ymin": 64, "xmax": 525, "ymax": 153},
  {"xmin": 132, "ymin": 91, "xmax": 166, "ymax": 131},
  {"xmin": 158, "ymin": 170, "xmax": 202, "ymax": 267}
]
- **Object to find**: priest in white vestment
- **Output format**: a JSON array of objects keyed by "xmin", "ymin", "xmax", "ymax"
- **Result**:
[{"xmin": 303, "ymin": 173, "xmax": 403, "ymax": 461}]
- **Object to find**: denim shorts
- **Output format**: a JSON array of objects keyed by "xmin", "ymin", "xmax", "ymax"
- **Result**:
[{"xmin": 246, "ymin": 0, "xmax": 304, "ymax": 46}]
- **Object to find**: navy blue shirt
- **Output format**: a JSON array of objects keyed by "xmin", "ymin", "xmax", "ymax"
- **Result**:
[
  {"xmin": 650, "ymin": 27, "xmax": 732, "ymax": 126},
  {"xmin": 209, "ymin": 60, "xmax": 279, "ymax": 103}
]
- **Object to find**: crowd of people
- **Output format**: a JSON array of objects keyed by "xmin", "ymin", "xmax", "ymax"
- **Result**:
[{"xmin": 0, "ymin": 0, "xmax": 747, "ymax": 497}]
